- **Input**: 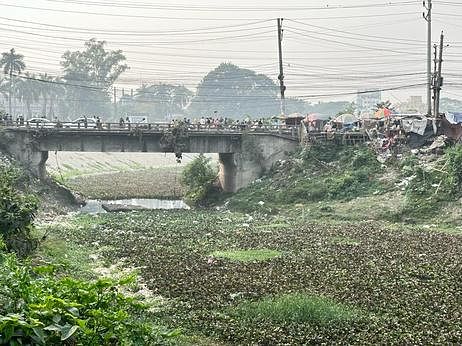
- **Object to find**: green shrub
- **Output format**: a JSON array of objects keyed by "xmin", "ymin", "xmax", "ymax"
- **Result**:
[
  {"xmin": 402, "ymin": 144, "xmax": 462, "ymax": 218},
  {"xmin": 0, "ymin": 165, "xmax": 38, "ymax": 255},
  {"xmin": 181, "ymin": 154, "xmax": 217, "ymax": 207},
  {"xmin": 0, "ymin": 250, "xmax": 171, "ymax": 345}
]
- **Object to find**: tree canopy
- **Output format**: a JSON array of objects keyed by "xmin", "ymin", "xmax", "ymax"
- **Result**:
[
  {"xmin": 129, "ymin": 83, "xmax": 193, "ymax": 121},
  {"xmin": 61, "ymin": 38, "xmax": 128, "ymax": 117},
  {"xmin": 187, "ymin": 63, "xmax": 280, "ymax": 118}
]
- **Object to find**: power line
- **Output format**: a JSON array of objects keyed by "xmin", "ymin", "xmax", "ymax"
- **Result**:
[
  {"xmin": 0, "ymin": 19, "xmax": 276, "ymax": 37},
  {"xmin": 286, "ymin": 19, "xmax": 426, "ymax": 44},
  {"xmin": 286, "ymin": 28, "xmax": 425, "ymax": 54},
  {"xmin": 0, "ymin": 16, "xmax": 273, "ymax": 35},
  {"xmin": 36, "ymin": 0, "xmax": 421, "ymax": 12}
]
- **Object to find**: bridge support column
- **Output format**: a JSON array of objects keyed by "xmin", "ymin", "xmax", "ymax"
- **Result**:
[
  {"xmin": 218, "ymin": 153, "xmax": 263, "ymax": 193},
  {"xmin": 27, "ymin": 150, "xmax": 49, "ymax": 179},
  {"xmin": 0, "ymin": 132, "xmax": 49, "ymax": 179},
  {"xmin": 219, "ymin": 134, "xmax": 299, "ymax": 193}
]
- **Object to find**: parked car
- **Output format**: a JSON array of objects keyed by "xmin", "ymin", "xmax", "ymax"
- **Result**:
[
  {"xmin": 27, "ymin": 118, "xmax": 53, "ymax": 127},
  {"xmin": 64, "ymin": 117, "xmax": 97, "ymax": 128}
]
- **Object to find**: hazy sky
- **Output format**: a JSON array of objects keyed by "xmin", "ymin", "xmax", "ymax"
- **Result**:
[{"xmin": 0, "ymin": 0, "xmax": 461, "ymax": 104}]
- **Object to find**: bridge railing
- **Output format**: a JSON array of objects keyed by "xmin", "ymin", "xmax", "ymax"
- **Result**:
[{"xmin": 3, "ymin": 121, "xmax": 300, "ymax": 137}]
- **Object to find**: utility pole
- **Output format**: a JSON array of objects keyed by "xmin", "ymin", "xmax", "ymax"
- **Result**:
[
  {"xmin": 423, "ymin": 0, "xmax": 432, "ymax": 117},
  {"xmin": 434, "ymin": 31, "xmax": 444, "ymax": 118},
  {"xmin": 277, "ymin": 18, "xmax": 286, "ymax": 115},
  {"xmin": 432, "ymin": 43, "xmax": 438, "ymax": 116},
  {"xmin": 113, "ymin": 86, "xmax": 117, "ymax": 119}
]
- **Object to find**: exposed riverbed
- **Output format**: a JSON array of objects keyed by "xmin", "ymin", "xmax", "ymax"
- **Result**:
[{"xmin": 81, "ymin": 198, "xmax": 190, "ymax": 213}]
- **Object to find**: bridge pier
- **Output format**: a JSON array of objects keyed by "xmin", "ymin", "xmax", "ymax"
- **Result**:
[
  {"xmin": 218, "ymin": 134, "xmax": 299, "ymax": 192},
  {"xmin": 0, "ymin": 131, "xmax": 49, "ymax": 179},
  {"xmin": 219, "ymin": 153, "xmax": 263, "ymax": 193},
  {"xmin": 28, "ymin": 151, "xmax": 49, "ymax": 179}
]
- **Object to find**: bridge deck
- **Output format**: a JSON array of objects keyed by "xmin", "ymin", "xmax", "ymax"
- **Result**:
[{"xmin": 3, "ymin": 122, "xmax": 300, "ymax": 142}]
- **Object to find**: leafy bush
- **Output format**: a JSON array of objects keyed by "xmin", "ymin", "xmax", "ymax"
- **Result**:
[
  {"xmin": 402, "ymin": 144, "xmax": 462, "ymax": 217},
  {"xmin": 181, "ymin": 154, "xmax": 217, "ymax": 206},
  {"xmin": 0, "ymin": 164, "xmax": 38, "ymax": 255},
  {"xmin": 0, "ymin": 248, "xmax": 170, "ymax": 345}
]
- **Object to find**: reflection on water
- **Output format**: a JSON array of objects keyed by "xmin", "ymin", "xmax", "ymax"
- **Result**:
[{"xmin": 81, "ymin": 198, "xmax": 190, "ymax": 213}]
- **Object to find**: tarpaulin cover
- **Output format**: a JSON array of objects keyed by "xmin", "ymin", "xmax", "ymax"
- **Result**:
[
  {"xmin": 401, "ymin": 117, "xmax": 428, "ymax": 135},
  {"xmin": 375, "ymin": 108, "xmax": 392, "ymax": 118},
  {"xmin": 445, "ymin": 112, "xmax": 462, "ymax": 125},
  {"xmin": 441, "ymin": 117, "xmax": 462, "ymax": 141},
  {"xmin": 332, "ymin": 113, "xmax": 359, "ymax": 124}
]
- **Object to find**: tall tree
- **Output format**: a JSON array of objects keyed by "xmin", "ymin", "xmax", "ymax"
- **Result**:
[
  {"xmin": 132, "ymin": 83, "xmax": 193, "ymax": 120},
  {"xmin": 38, "ymin": 73, "xmax": 53, "ymax": 118},
  {"xmin": 187, "ymin": 63, "xmax": 281, "ymax": 118},
  {"xmin": 0, "ymin": 48, "xmax": 26, "ymax": 117},
  {"xmin": 48, "ymin": 76, "xmax": 65, "ymax": 119},
  {"xmin": 61, "ymin": 38, "xmax": 128, "ymax": 118},
  {"xmin": 15, "ymin": 73, "xmax": 40, "ymax": 119},
  {"xmin": 0, "ymin": 78, "xmax": 9, "ymax": 109}
]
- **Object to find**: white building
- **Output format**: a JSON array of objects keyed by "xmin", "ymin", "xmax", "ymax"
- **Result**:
[
  {"xmin": 397, "ymin": 96, "xmax": 425, "ymax": 113},
  {"xmin": 357, "ymin": 90, "xmax": 381, "ymax": 114}
]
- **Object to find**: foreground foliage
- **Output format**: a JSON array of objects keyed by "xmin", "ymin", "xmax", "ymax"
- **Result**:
[
  {"xmin": 0, "ymin": 162, "xmax": 38, "ymax": 255},
  {"xmin": 44, "ymin": 211, "xmax": 462, "ymax": 344},
  {"xmin": 0, "ymin": 243, "xmax": 169, "ymax": 345}
]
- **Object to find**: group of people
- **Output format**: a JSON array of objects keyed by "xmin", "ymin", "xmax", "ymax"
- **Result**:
[
  {"xmin": 1, "ymin": 112, "xmax": 289, "ymax": 131},
  {"xmin": 0, "ymin": 113, "xmax": 14, "ymax": 126},
  {"xmin": 177, "ymin": 116, "xmax": 276, "ymax": 130}
]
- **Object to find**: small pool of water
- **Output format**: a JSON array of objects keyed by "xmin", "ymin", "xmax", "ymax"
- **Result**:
[{"xmin": 81, "ymin": 198, "xmax": 190, "ymax": 213}]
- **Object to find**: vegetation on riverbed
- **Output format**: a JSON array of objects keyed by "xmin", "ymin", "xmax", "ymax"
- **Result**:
[
  {"xmin": 65, "ymin": 167, "xmax": 185, "ymax": 200},
  {"xmin": 39, "ymin": 210, "xmax": 462, "ymax": 345},
  {"xmin": 2, "ymin": 142, "xmax": 462, "ymax": 344}
]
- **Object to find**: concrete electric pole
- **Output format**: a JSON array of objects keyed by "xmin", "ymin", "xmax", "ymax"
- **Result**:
[
  {"xmin": 113, "ymin": 86, "xmax": 118, "ymax": 119},
  {"xmin": 423, "ymin": 0, "xmax": 432, "ymax": 117},
  {"xmin": 434, "ymin": 31, "xmax": 445, "ymax": 118},
  {"xmin": 277, "ymin": 18, "xmax": 286, "ymax": 115}
]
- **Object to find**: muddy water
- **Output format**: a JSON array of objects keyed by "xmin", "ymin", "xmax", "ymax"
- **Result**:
[{"xmin": 81, "ymin": 198, "xmax": 190, "ymax": 213}]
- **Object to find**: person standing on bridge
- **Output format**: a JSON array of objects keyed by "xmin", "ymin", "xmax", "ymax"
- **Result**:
[
  {"xmin": 96, "ymin": 116, "xmax": 102, "ymax": 130},
  {"xmin": 119, "ymin": 117, "xmax": 125, "ymax": 128}
]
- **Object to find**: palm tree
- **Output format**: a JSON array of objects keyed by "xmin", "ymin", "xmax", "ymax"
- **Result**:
[
  {"xmin": 0, "ymin": 78, "xmax": 9, "ymax": 108},
  {"xmin": 38, "ymin": 73, "xmax": 52, "ymax": 118},
  {"xmin": 15, "ymin": 73, "xmax": 39, "ymax": 119},
  {"xmin": 0, "ymin": 48, "xmax": 26, "ymax": 116},
  {"xmin": 48, "ymin": 77, "xmax": 65, "ymax": 119}
]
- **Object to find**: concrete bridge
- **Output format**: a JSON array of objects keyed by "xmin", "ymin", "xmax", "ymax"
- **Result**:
[{"xmin": 0, "ymin": 122, "xmax": 300, "ymax": 192}]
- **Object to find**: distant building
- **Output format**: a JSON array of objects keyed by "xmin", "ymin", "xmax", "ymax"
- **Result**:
[
  {"xmin": 357, "ymin": 90, "xmax": 381, "ymax": 114},
  {"xmin": 397, "ymin": 96, "xmax": 425, "ymax": 114},
  {"xmin": 119, "ymin": 90, "xmax": 134, "ymax": 107}
]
